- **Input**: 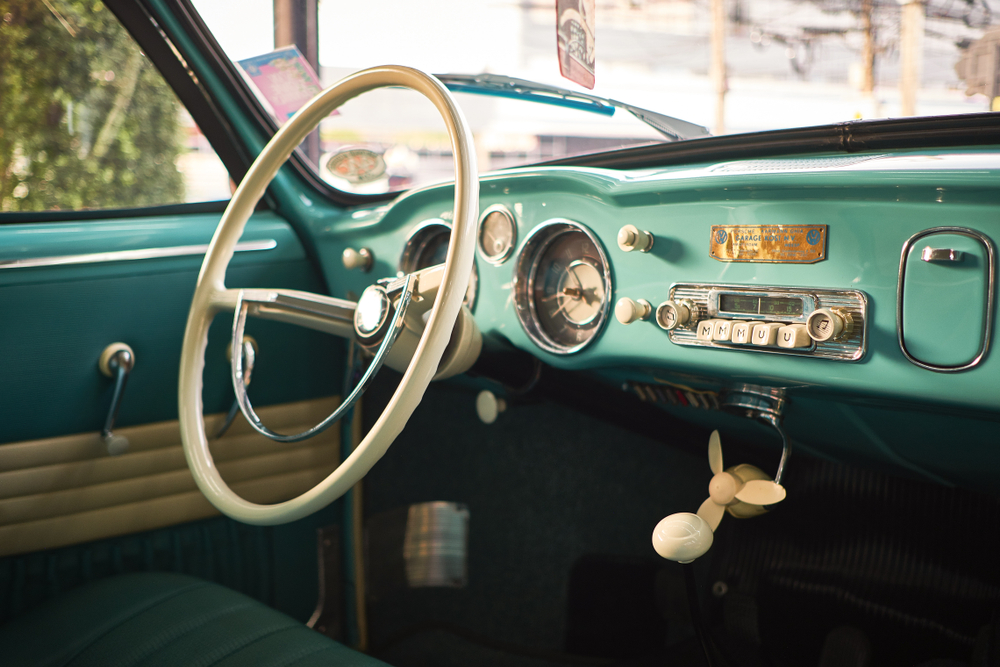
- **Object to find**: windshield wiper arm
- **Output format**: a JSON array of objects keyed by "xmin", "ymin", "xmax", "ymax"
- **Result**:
[{"xmin": 434, "ymin": 73, "xmax": 710, "ymax": 142}]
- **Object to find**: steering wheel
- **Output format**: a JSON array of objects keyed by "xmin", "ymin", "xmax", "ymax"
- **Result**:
[{"xmin": 178, "ymin": 66, "xmax": 478, "ymax": 526}]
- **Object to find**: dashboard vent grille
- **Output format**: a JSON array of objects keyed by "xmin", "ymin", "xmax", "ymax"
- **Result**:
[{"xmin": 711, "ymin": 155, "xmax": 889, "ymax": 173}]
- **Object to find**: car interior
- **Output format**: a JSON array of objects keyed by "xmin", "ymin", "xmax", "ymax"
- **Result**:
[{"xmin": 1, "ymin": 1, "xmax": 999, "ymax": 666}]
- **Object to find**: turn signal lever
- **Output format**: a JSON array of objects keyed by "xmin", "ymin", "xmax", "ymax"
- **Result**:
[{"xmin": 98, "ymin": 343, "xmax": 135, "ymax": 456}]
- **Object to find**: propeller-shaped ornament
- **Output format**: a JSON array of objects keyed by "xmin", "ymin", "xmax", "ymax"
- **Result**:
[{"xmin": 653, "ymin": 430, "xmax": 786, "ymax": 563}]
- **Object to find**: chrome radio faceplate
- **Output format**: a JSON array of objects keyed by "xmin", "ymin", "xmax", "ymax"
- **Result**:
[{"xmin": 666, "ymin": 284, "xmax": 868, "ymax": 361}]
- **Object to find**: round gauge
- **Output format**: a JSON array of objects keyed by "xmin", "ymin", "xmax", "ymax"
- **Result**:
[
  {"xmin": 323, "ymin": 148, "xmax": 386, "ymax": 184},
  {"xmin": 399, "ymin": 219, "xmax": 478, "ymax": 309},
  {"xmin": 513, "ymin": 220, "xmax": 612, "ymax": 354},
  {"xmin": 478, "ymin": 205, "xmax": 517, "ymax": 264}
]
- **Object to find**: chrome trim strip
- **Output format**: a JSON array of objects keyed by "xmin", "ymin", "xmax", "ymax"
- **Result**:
[
  {"xmin": 896, "ymin": 226, "xmax": 995, "ymax": 373},
  {"xmin": 0, "ymin": 239, "xmax": 277, "ymax": 270},
  {"xmin": 667, "ymin": 283, "xmax": 868, "ymax": 362}
]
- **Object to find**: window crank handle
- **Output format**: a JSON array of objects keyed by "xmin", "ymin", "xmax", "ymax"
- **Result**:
[{"xmin": 98, "ymin": 343, "xmax": 135, "ymax": 456}]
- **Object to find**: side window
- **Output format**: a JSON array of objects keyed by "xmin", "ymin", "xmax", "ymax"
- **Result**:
[{"xmin": 0, "ymin": 1, "xmax": 231, "ymax": 213}]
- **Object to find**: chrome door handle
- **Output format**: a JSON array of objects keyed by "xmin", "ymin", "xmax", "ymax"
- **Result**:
[
  {"xmin": 98, "ymin": 343, "xmax": 135, "ymax": 455},
  {"xmin": 921, "ymin": 247, "xmax": 964, "ymax": 262}
]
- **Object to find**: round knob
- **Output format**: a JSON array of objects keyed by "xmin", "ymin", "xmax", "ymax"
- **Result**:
[
  {"xmin": 342, "ymin": 247, "xmax": 373, "ymax": 272},
  {"xmin": 617, "ymin": 225, "xmax": 654, "ymax": 253},
  {"xmin": 615, "ymin": 297, "xmax": 652, "ymax": 325},
  {"xmin": 476, "ymin": 390, "xmax": 507, "ymax": 424},
  {"xmin": 806, "ymin": 307, "xmax": 847, "ymax": 342},
  {"xmin": 655, "ymin": 300, "xmax": 692, "ymax": 331},
  {"xmin": 652, "ymin": 512, "xmax": 714, "ymax": 563}
]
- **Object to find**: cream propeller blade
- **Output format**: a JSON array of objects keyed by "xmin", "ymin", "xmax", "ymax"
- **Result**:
[
  {"xmin": 708, "ymin": 430, "xmax": 723, "ymax": 475},
  {"xmin": 696, "ymin": 496, "xmax": 726, "ymax": 532},
  {"xmin": 735, "ymin": 479, "xmax": 787, "ymax": 506}
]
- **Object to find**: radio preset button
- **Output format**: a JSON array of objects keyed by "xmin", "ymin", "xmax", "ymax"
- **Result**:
[
  {"xmin": 712, "ymin": 320, "xmax": 737, "ymax": 341},
  {"xmin": 731, "ymin": 321, "xmax": 753, "ymax": 344},
  {"xmin": 777, "ymin": 323, "xmax": 811, "ymax": 348},
  {"xmin": 696, "ymin": 320, "xmax": 719, "ymax": 341},
  {"xmin": 750, "ymin": 322, "xmax": 782, "ymax": 346}
]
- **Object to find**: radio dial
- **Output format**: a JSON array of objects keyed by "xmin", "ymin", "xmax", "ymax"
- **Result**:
[
  {"xmin": 806, "ymin": 308, "xmax": 848, "ymax": 342},
  {"xmin": 655, "ymin": 299, "xmax": 694, "ymax": 331}
]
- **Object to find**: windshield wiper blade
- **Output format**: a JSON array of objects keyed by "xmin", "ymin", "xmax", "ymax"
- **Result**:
[{"xmin": 434, "ymin": 73, "xmax": 710, "ymax": 142}]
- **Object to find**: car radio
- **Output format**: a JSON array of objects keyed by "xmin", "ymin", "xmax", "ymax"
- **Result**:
[{"xmin": 653, "ymin": 284, "xmax": 868, "ymax": 361}]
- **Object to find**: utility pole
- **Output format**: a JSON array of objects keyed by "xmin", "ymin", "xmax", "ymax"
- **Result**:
[
  {"xmin": 274, "ymin": 0, "xmax": 320, "ymax": 164},
  {"xmin": 859, "ymin": 0, "xmax": 875, "ymax": 94},
  {"xmin": 710, "ymin": 0, "xmax": 727, "ymax": 134},
  {"xmin": 898, "ymin": 0, "xmax": 924, "ymax": 116}
]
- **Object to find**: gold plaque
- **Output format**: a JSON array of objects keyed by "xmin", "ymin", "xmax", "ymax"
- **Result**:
[{"xmin": 710, "ymin": 225, "xmax": 827, "ymax": 263}]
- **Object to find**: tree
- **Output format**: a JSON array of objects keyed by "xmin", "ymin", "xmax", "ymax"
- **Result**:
[{"xmin": 0, "ymin": 0, "xmax": 184, "ymax": 212}]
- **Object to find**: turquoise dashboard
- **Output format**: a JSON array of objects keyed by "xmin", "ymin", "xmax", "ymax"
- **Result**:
[{"xmin": 308, "ymin": 149, "xmax": 1000, "ymax": 493}]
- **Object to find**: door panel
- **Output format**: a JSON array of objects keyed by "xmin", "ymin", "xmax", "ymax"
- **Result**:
[{"xmin": 0, "ymin": 211, "xmax": 344, "ymax": 445}]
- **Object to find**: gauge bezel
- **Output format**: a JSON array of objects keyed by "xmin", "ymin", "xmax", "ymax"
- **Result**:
[
  {"xmin": 399, "ymin": 219, "xmax": 478, "ymax": 310},
  {"xmin": 477, "ymin": 204, "xmax": 518, "ymax": 265},
  {"xmin": 513, "ymin": 219, "xmax": 613, "ymax": 355}
]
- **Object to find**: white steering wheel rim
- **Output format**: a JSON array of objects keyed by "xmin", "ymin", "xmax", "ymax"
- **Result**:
[{"xmin": 178, "ymin": 66, "xmax": 478, "ymax": 526}]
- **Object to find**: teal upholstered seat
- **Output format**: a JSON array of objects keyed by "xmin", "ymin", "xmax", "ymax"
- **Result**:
[{"xmin": 0, "ymin": 572, "xmax": 388, "ymax": 667}]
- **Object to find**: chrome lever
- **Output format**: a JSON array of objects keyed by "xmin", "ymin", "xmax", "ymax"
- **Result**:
[
  {"xmin": 98, "ymin": 343, "xmax": 135, "ymax": 456},
  {"xmin": 921, "ymin": 247, "xmax": 964, "ymax": 262},
  {"xmin": 216, "ymin": 338, "xmax": 257, "ymax": 439}
]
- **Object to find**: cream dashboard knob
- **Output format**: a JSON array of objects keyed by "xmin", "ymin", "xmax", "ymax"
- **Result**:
[
  {"xmin": 655, "ymin": 300, "xmax": 694, "ymax": 330},
  {"xmin": 652, "ymin": 512, "xmax": 714, "ymax": 563},
  {"xmin": 615, "ymin": 297, "xmax": 652, "ymax": 325},
  {"xmin": 476, "ymin": 390, "xmax": 507, "ymax": 424},
  {"xmin": 617, "ymin": 224, "xmax": 654, "ymax": 253},
  {"xmin": 806, "ymin": 307, "xmax": 849, "ymax": 342},
  {"xmin": 342, "ymin": 247, "xmax": 373, "ymax": 272}
]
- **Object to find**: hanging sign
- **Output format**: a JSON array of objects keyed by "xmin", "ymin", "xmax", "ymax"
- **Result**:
[{"xmin": 557, "ymin": 0, "xmax": 596, "ymax": 89}]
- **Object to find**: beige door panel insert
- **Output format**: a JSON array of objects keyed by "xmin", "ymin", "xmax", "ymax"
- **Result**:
[{"xmin": 0, "ymin": 396, "xmax": 341, "ymax": 557}]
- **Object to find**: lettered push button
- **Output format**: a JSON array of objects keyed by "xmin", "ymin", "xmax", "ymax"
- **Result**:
[
  {"xmin": 731, "ymin": 321, "xmax": 753, "ymax": 344},
  {"xmin": 712, "ymin": 320, "xmax": 735, "ymax": 342},
  {"xmin": 696, "ymin": 320, "xmax": 718, "ymax": 341},
  {"xmin": 751, "ymin": 322, "xmax": 782, "ymax": 346},
  {"xmin": 777, "ymin": 324, "xmax": 811, "ymax": 348}
]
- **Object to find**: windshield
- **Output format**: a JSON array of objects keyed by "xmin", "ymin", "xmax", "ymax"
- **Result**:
[{"xmin": 194, "ymin": 0, "xmax": 995, "ymax": 194}]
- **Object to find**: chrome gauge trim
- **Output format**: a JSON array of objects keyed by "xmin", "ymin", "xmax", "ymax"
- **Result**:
[
  {"xmin": 477, "ymin": 204, "xmax": 518, "ymax": 265},
  {"xmin": 513, "ymin": 219, "xmax": 613, "ymax": 355},
  {"xmin": 399, "ymin": 218, "xmax": 478, "ymax": 310},
  {"xmin": 897, "ymin": 226, "xmax": 995, "ymax": 373}
]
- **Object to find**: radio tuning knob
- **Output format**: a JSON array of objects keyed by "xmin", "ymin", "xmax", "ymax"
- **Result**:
[
  {"xmin": 615, "ymin": 297, "xmax": 652, "ymax": 325},
  {"xmin": 806, "ymin": 307, "xmax": 851, "ymax": 342},
  {"xmin": 617, "ymin": 225, "xmax": 654, "ymax": 253},
  {"xmin": 655, "ymin": 299, "xmax": 695, "ymax": 331}
]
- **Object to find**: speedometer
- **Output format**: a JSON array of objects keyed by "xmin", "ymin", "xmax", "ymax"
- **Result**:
[
  {"xmin": 400, "ymin": 219, "xmax": 478, "ymax": 309},
  {"xmin": 513, "ymin": 219, "xmax": 612, "ymax": 355}
]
